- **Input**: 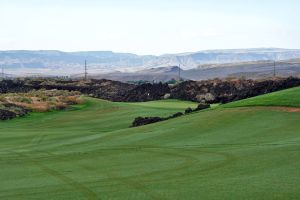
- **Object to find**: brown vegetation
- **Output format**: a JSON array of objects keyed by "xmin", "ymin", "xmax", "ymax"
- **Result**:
[{"xmin": 0, "ymin": 89, "xmax": 84, "ymax": 120}]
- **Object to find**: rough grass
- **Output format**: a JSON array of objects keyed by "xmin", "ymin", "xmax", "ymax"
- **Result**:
[
  {"xmin": 0, "ymin": 88, "xmax": 299, "ymax": 199},
  {"xmin": 0, "ymin": 89, "xmax": 84, "ymax": 112}
]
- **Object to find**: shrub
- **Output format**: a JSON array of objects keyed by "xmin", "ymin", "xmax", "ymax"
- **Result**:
[
  {"xmin": 194, "ymin": 103, "xmax": 210, "ymax": 111},
  {"xmin": 0, "ymin": 89, "xmax": 84, "ymax": 120},
  {"xmin": 0, "ymin": 96, "xmax": 6, "ymax": 102},
  {"xmin": 65, "ymin": 96, "xmax": 85, "ymax": 105},
  {"xmin": 172, "ymin": 112, "xmax": 184, "ymax": 118},
  {"xmin": 185, "ymin": 107, "xmax": 193, "ymax": 114},
  {"xmin": 19, "ymin": 97, "xmax": 32, "ymax": 104},
  {"xmin": 131, "ymin": 117, "xmax": 164, "ymax": 127},
  {"xmin": 55, "ymin": 103, "xmax": 68, "ymax": 110}
]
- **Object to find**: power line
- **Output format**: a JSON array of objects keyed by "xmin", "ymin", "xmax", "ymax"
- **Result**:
[
  {"xmin": 272, "ymin": 60, "xmax": 300, "ymax": 78},
  {"xmin": 275, "ymin": 62, "xmax": 300, "ymax": 66},
  {"xmin": 84, "ymin": 60, "xmax": 88, "ymax": 80},
  {"xmin": 178, "ymin": 64, "xmax": 181, "ymax": 81},
  {"xmin": 1, "ymin": 66, "xmax": 4, "ymax": 79},
  {"xmin": 273, "ymin": 60, "xmax": 276, "ymax": 78}
]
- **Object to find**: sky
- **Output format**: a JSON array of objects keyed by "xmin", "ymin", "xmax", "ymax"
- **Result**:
[{"xmin": 0, "ymin": 0, "xmax": 299, "ymax": 55}]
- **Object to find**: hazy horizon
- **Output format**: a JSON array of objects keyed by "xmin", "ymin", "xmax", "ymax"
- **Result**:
[
  {"xmin": 1, "ymin": 0, "xmax": 300, "ymax": 55},
  {"xmin": 1, "ymin": 47, "xmax": 300, "ymax": 56}
]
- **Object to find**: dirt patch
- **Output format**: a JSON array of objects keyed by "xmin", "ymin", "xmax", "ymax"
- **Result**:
[
  {"xmin": 225, "ymin": 106, "xmax": 300, "ymax": 113},
  {"xmin": 274, "ymin": 107, "xmax": 300, "ymax": 113},
  {"xmin": 235, "ymin": 106, "xmax": 300, "ymax": 113}
]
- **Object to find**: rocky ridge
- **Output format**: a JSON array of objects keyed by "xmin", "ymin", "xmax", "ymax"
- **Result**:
[{"xmin": 1, "ymin": 77, "xmax": 300, "ymax": 104}]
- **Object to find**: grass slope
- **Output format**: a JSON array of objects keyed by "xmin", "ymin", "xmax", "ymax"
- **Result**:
[
  {"xmin": 224, "ymin": 86, "xmax": 300, "ymax": 108},
  {"xmin": 0, "ymin": 88, "xmax": 300, "ymax": 200}
]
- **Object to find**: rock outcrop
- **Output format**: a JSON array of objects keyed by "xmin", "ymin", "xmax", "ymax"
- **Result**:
[
  {"xmin": 170, "ymin": 77, "xmax": 300, "ymax": 103},
  {"xmin": 122, "ymin": 82, "xmax": 170, "ymax": 102},
  {"xmin": 1, "ymin": 77, "xmax": 300, "ymax": 104},
  {"xmin": 0, "ymin": 79, "xmax": 32, "ymax": 93},
  {"xmin": 0, "ymin": 109, "xmax": 17, "ymax": 120},
  {"xmin": 0, "ymin": 104, "xmax": 31, "ymax": 120}
]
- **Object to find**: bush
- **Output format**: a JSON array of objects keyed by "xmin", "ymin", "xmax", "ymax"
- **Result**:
[
  {"xmin": 194, "ymin": 103, "xmax": 210, "ymax": 111},
  {"xmin": 0, "ymin": 96, "xmax": 6, "ymax": 102},
  {"xmin": 131, "ymin": 117, "xmax": 164, "ymax": 127},
  {"xmin": 0, "ymin": 89, "xmax": 84, "ymax": 120},
  {"xmin": 55, "ymin": 103, "xmax": 68, "ymax": 110},
  {"xmin": 19, "ymin": 97, "xmax": 32, "ymax": 104},
  {"xmin": 185, "ymin": 107, "xmax": 193, "ymax": 114},
  {"xmin": 172, "ymin": 112, "xmax": 184, "ymax": 118}
]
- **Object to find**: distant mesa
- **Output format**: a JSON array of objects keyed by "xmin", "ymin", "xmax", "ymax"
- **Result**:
[{"xmin": 0, "ymin": 48, "xmax": 300, "ymax": 81}]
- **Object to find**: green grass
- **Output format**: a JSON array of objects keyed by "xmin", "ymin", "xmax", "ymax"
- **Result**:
[
  {"xmin": 224, "ymin": 86, "xmax": 300, "ymax": 108},
  {"xmin": 0, "ymin": 88, "xmax": 300, "ymax": 199}
]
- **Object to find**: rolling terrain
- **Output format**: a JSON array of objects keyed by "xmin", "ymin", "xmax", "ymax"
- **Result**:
[
  {"xmin": 90, "ymin": 59, "xmax": 300, "ymax": 82},
  {"xmin": 2, "ymin": 48, "xmax": 300, "ymax": 77},
  {"xmin": 0, "ymin": 87, "xmax": 300, "ymax": 199}
]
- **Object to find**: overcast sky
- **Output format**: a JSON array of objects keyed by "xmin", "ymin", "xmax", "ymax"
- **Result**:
[{"xmin": 0, "ymin": 0, "xmax": 299, "ymax": 55}]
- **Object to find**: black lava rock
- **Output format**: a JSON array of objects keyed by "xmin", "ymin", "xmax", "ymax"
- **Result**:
[{"xmin": 0, "ymin": 109, "xmax": 17, "ymax": 120}]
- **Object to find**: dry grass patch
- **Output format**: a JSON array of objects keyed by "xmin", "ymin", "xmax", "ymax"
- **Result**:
[{"xmin": 0, "ymin": 89, "xmax": 85, "ymax": 113}]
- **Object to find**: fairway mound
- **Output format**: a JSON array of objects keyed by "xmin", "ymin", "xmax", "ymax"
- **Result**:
[
  {"xmin": 223, "ymin": 86, "xmax": 300, "ymax": 108},
  {"xmin": 1, "ymin": 88, "xmax": 300, "ymax": 199}
]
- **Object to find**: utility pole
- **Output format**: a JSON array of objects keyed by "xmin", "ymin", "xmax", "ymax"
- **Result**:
[
  {"xmin": 84, "ymin": 60, "xmax": 88, "ymax": 81},
  {"xmin": 178, "ymin": 64, "xmax": 181, "ymax": 82},
  {"xmin": 273, "ymin": 60, "xmax": 276, "ymax": 78},
  {"xmin": 1, "ymin": 66, "xmax": 4, "ymax": 79}
]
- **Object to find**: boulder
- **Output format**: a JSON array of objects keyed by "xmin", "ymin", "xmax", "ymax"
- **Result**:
[
  {"xmin": 0, "ymin": 109, "xmax": 17, "ymax": 120},
  {"xmin": 196, "ymin": 93, "xmax": 215, "ymax": 103},
  {"xmin": 163, "ymin": 93, "xmax": 171, "ymax": 99}
]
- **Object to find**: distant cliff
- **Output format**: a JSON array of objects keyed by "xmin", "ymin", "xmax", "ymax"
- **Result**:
[{"xmin": 1, "ymin": 48, "xmax": 300, "ymax": 76}]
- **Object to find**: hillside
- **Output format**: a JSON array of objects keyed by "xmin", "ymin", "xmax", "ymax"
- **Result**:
[
  {"xmin": 182, "ymin": 59, "xmax": 300, "ymax": 80},
  {"xmin": 90, "ymin": 59, "xmax": 300, "ymax": 82},
  {"xmin": 0, "ymin": 87, "xmax": 299, "ymax": 199},
  {"xmin": 224, "ymin": 86, "xmax": 300, "ymax": 108},
  {"xmin": 2, "ymin": 48, "xmax": 300, "ymax": 77}
]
